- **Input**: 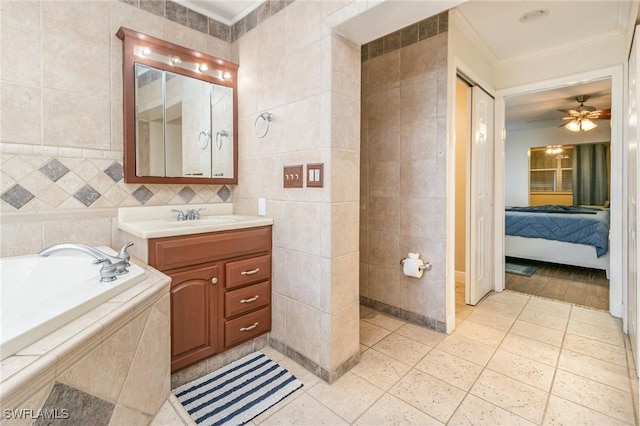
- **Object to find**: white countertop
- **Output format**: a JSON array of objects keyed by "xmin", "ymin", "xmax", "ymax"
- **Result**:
[{"xmin": 117, "ymin": 204, "xmax": 273, "ymax": 239}]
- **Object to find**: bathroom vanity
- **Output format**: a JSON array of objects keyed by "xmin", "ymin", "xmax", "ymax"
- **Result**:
[{"xmin": 117, "ymin": 204, "xmax": 273, "ymax": 372}]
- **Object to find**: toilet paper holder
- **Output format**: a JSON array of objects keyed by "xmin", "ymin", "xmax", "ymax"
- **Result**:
[{"xmin": 400, "ymin": 256, "xmax": 432, "ymax": 271}]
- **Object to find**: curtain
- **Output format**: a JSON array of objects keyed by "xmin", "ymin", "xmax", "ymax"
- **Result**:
[{"xmin": 573, "ymin": 143, "xmax": 608, "ymax": 206}]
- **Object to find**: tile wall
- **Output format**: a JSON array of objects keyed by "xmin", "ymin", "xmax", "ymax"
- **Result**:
[
  {"xmin": 231, "ymin": 1, "xmax": 362, "ymax": 380},
  {"xmin": 0, "ymin": 0, "xmax": 236, "ymax": 255},
  {"xmin": 360, "ymin": 12, "xmax": 449, "ymax": 332}
]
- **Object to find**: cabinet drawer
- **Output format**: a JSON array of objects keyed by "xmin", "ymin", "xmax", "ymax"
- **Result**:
[
  {"xmin": 149, "ymin": 226, "xmax": 271, "ymax": 271},
  {"xmin": 225, "ymin": 281, "xmax": 270, "ymax": 318},
  {"xmin": 225, "ymin": 254, "xmax": 271, "ymax": 289},
  {"xmin": 224, "ymin": 307, "xmax": 271, "ymax": 348}
]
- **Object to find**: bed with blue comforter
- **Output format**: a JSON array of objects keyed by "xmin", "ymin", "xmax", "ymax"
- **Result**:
[{"xmin": 505, "ymin": 205, "xmax": 610, "ymax": 257}]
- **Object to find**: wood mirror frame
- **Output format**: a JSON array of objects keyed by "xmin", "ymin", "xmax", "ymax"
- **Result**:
[{"xmin": 117, "ymin": 27, "xmax": 239, "ymax": 185}]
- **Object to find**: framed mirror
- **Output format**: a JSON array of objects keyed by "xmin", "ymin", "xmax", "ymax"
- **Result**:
[{"xmin": 117, "ymin": 27, "xmax": 238, "ymax": 184}]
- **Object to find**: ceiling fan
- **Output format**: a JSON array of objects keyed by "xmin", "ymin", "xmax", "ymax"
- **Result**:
[{"xmin": 558, "ymin": 95, "xmax": 611, "ymax": 132}]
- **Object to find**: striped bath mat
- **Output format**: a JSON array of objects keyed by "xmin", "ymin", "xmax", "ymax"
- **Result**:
[{"xmin": 173, "ymin": 351, "xmax": 303, "ymax": 425}]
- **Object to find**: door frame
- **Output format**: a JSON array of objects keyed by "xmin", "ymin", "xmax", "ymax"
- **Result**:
[
  {"xmin": 446, "ymin": 61, "xmax": 497, "ymax": 333},
  {"xmin": 495, "ymin": 65, "xmax": 625, "ymax": 319}
]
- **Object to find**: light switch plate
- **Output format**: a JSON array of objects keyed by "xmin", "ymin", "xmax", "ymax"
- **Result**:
[
  {"xmin": 283, "ymin": 165, "xmax": 303, "ymax": 188},
  {"xmin": 306, "ymin": 163, "xmax": 324, "ymax": 188}
]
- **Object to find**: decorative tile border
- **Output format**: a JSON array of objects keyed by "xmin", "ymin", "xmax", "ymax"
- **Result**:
[
  {"xmin": 361, "ymin": 11, "xmax": 449, "ymax": 62},
  {"xmin": 121, "ymin": 0, "xmax": 295, "ymax": 43},
  {"xmin": 0, "ymin": 150, "xmax": 232, "ymax": 211},
  {"xmin": 359, "ymin": 296, "xmax": 447, "ymax": 333}
]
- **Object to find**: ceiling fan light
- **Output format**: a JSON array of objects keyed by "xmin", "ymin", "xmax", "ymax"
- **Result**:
[
  {"xmin": 565, "ymin": 120, "xmax": 581, "ymax": 132},
  {"xmin": 581, "ymin": 119, "xmax": 597, "ymax": 131}
]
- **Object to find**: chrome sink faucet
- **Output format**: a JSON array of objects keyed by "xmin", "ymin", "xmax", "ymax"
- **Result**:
[
  {"xmin": 38, "ymin": 242, "xmax": 134, "ymax": 282},
  {"xmin": 171, "ymin": 207, "xmax": 205, "ymax": 221}
]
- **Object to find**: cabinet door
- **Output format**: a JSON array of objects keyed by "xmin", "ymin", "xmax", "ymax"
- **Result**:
[{"xmin": 169, "ymin": 263, "xmax": 221, "ymax": 372}]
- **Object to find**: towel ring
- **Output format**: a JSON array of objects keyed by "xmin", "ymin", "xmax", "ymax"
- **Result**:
[
  {"xmin": 215, "ymin": 130, "xmax": 228, "ymax": 150},
  {"xmin": 198, "ymin": 129, "xmax": 211, "ymax": 150},
  {"xmin": 255, "ymin": 112, "xmax": 273, "ymax": 138}
]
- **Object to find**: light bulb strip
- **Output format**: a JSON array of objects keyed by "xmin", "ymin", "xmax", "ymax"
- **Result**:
[{"xmin": 133, "ymin": 45, "xmax": 232, "ymax": 81}]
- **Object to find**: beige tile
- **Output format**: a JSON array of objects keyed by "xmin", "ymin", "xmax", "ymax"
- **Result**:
[
  {"xmin": 395, "ymin": 324, "xmax": 447, "ymax": 346},
  {"xmin": 454, "ymin": 320, "xmax": 507, "ymax": 347},
  {"xmin": 570, "ymin": 306, "xmax": 622, "ymax": 330},
  {"xmin": 285, "ymin": 300, "xmax": 321, "ymax": 365},
  {"xmin": 368, "ymin": 49, "xmax": 401, "ymax": 94},
  {"xmin": 542, "ymin": 395, "xmax": 629, "ymax": 425},
  {"xmin": 360, "ymin": 320, "xmax": 391, "ymax": 347},
  {"xmin": 367, "ymin": 264, "xmax": 399, "ymax": 306},
  {"xmin": 151, "ymin": 399, "xmax": 189, "ymax": 426},
  {"xmin": 251, "ymin": 384, "xmax": 305, "ymax": 425},
  {"xmin": 518, "ymin": 308, "xmax": 568, "ymax": 331},
  {"xmin": 354, "ymin": 393, "xmax": 442, "ymax": 426},
  {"xmin": 415, "ymin": 349, "xmax": 483, "ymax": 391},
  {"xmin": 448, "ymin": 394, "xmax": 536, "ymax": 426},
  {"xmin": 470, "ymin": 369, "xmax": 548, "ymax": 424},
  {"xmin": 558, "ymin": 349, "xmax": 630, "ymax": 391},
  {"xmin": 389, "ymin": 369, "xmax": 466, "ymax": 423},
  {"xmin": 486, "ymin": 349, "xmax": 556, "ymax": 391},
  {"xmin": 368, "ymin": 195, "xmax": 399, "ymax": 232},
  {"xmin": 0, "ymin": 355, "xmax": 39, "ymax": 382},
  {"xmin": 499, "ymin": 333, "xmax": 560, "ymax": 367},
  {"xmin": 524, "ymin": 297, "xmax": 571, "ymax": 318},
  {"xmin": 372, "ymin": 333, "xmax": 432, "ymax": 366},
  {"xmin": 476, "ymin": 297, "xmax": 526, "ymax": 318},
  {"xmin": 485, "ymin": 290, "xmax": 531, "ymax": 306},
  {"xmin": 276, "ymin": 357, "xmax": 320, "ymax": 390},
  {"xmin": 465, "ymin": 309, "xmax": 515, "ymax": 331},
  {"xmin": 1, "ymin": 83, "xmax": 42, "ymax": 145},
  {"xmin": 326, "ymin": 304, "xmax": 361, "ymax": 369},
  {"xmin": 118, "ymin": 305, "xmax": 171, "ymax": 415},
  {"xmin": 436, "ymin": 334, "xmax": 496, "ymax": 366},
  {"xmin": 259, "ymin": 393, "xmax": 348, "ymax": 425},
  {"xmin": 563, "ymin": 333, "xmax": 627, "ymax": 367},
  {"xmin": 551, "ymin": 369, "xmax": 635, "ymax": 424},
  {"xmin": 360, "ymin": 306, "xmax": 374, "ymax": 318},
  {"xmin": 567, "ymin": 319, "xmax": 625, "ymax": 347},
  {"xmin": 307, "ymin": 372, "xmax": 384, "ymax": 423},
  {"xmin": 109, "ymin": 405, "xmax": 152, "ymax": 426},
  {"xmin": 510, "ymin": 320, "xmax": 565, "ymax": 347},
  {"xmin": 0, "ymin": 222, "xmax": 42, "ymax": 257},
  {"xmin": 349, "ymin": 348, "xmax": 411, "ymax": 391},
  {"xmin": 400, "ymin": 79, "xmax": 437, "ymax": 124},
  {"xmin": 362, "ymin": 311, "xmax": 405, "ymax": 331},
  {"xmin": 59, "ymin": 310, "xmax": 148, "ymax": 401}
]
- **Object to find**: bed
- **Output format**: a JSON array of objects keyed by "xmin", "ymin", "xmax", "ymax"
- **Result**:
[{"xmin": 504, "ymin": 205, "xmax": 610, "ymax": 277}]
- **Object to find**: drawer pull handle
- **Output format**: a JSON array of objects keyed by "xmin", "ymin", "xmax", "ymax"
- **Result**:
[
  {"xmin": 211, "ymin": 277, "xmax": 218, "ymax": 284},
  {"xmin": 240, "ymin": 295, "xmax": 259, "ymax": 303},
  {"xmin": 240, "ymin": 322, "xmax": 259, "ymax": 332},
  {"xmin": 241, "ymin": 268, "xmax": 260, "ymax": 276}
]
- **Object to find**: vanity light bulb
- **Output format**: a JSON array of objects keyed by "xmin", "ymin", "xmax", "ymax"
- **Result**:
[
  {"xmin": 222, "ymin": 71, "xmax": 232, "ymax": 80},
  {"xmin": 171, "ymin": 56, "xmax": 182, "ymax": 65},
  {"xmin": 141, "ymin": 47, "xmax": 151, "ymax": 57},
  {"xmin": 198, "ymin": 63, "xmax": 208, "ymax": 72}
]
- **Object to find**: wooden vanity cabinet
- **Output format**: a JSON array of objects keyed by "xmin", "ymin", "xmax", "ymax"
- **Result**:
[{"xmin": 148, "ymin": 226, "xmax": 272, "ymax": 372}]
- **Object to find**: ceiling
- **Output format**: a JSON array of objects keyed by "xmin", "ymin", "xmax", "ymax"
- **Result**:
[
  {"xmin": 175, "ymin": 0, "xmax": 262, "ymax": 24},
  {"xmin": 174, "ymin": 1, "xmax": 635, "ymax": 129},
  {"xmin": 455, "ymin": 0, "xmax": 634, "ymax": 130}
]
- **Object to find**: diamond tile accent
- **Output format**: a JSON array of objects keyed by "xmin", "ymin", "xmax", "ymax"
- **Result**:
[
  {"xmin": 39, "ymin": 158, "xmax": 70, "ymax": 182},
  {"xmin": 74, "ymin": 184, "xmax": 101, "ymax": 207},
  {"xmin": 104, "ymin": 161, "xmax": 124, "ymax": 183},
  {"xmin": 34, "ymin": 382, "xmax": 114, "ymax": 426},
  {"xmin": 216, "ymin": 185, "xmax": 231, "ymax": 202},
  {"xmin": 1, "ymin": 184, "xmax": 35, "ymax": 209},
  {"xmin": 178, "ymin": 186, "xmax": 196, "ymax": 203},
  {"xmin": 132, "ymin": 185, "xmax": 154, "ymax": 205}
]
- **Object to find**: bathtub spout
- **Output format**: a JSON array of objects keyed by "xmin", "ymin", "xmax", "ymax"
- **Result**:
[{"xmin": 38, "ymin": 242, "xmax": 134, "ymax": 278}]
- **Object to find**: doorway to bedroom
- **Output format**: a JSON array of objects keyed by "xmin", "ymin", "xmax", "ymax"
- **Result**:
[{"xmin": 503, "ymin": 77, "xmax": 612, "ymax": 311}]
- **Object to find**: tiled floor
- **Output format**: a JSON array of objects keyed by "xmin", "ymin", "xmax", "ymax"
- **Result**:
[
  {"xmin": 504, "ymin": 257, "xmax": 609, "ymax": 310},
  {"xmin": 154, "ymin": 290, "xmax": 639, "ymax": 425}
]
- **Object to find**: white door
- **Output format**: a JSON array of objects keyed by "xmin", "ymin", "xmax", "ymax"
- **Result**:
[
  {"xmin": 628, "ymin": 26, "xmax": 639, "ymax": 371},
  {"xmin": 468, "ymin": 86, "xmax": 495, "ymax": 305}
]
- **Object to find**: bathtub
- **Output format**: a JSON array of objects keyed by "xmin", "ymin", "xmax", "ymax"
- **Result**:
[{"xmin": 0, "ymin": 248, "xmax": 146, "ymax": 360}]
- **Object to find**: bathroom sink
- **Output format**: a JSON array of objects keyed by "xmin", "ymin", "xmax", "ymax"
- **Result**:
[
  {"xmin": 117, "ymin": 205, "xmax": 273, "ymax": 239},
  {"xmin": 164, "ymin": 215, "xmax": 241, "ymax": 226}
]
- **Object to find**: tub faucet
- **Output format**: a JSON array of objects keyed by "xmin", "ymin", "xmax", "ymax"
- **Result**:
[{"xmin": 38, "ymin": 242, "xmax": 134, "ymax": 281}]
